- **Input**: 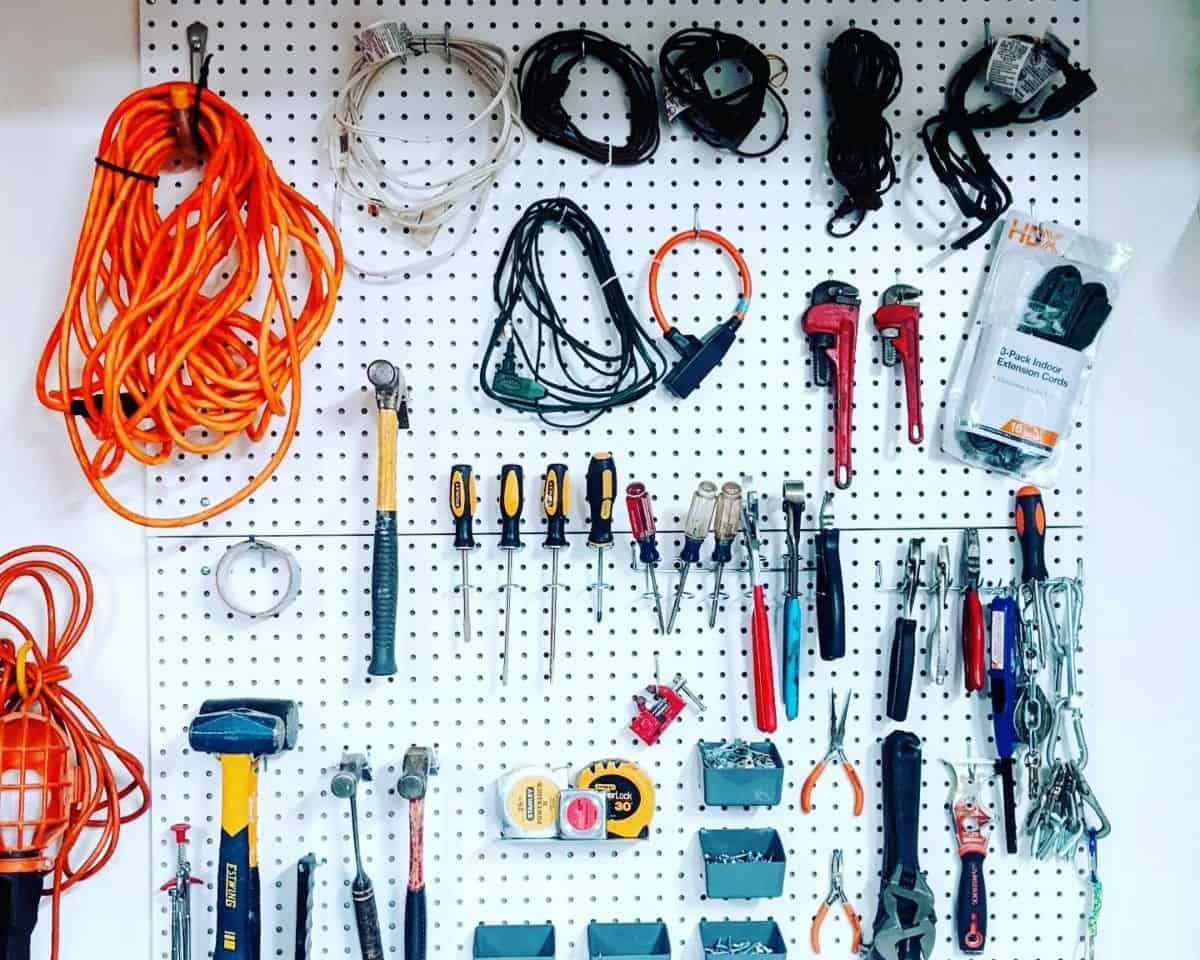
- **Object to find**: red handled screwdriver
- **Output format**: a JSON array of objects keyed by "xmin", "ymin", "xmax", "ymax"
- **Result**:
[{"xmin": 626, "ymin": 482, "xmax": 666, "ymax": 633}]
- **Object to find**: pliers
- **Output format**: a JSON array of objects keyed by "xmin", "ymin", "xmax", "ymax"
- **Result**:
[
  {"xmin": 810, "ymin": 848, "xmax": 862, "ymax": 955},
  {"xmin": 801, "ymin": 689, "xmax": 864, "ymax": 816}
]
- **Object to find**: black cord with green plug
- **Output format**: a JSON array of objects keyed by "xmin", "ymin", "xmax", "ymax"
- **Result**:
[{"xmin": 480, "ymin": 196, "xmax": 665, "ymax": 428}]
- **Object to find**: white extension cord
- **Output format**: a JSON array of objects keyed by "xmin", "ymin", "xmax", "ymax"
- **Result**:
[{"xmin": 327, "ymin": 22, "xmax": 523, "ymax": 282}]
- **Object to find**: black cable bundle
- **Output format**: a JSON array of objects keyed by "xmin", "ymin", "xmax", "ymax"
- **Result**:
[
  {"xmin": 517, "ymin": 29, "xmax": 660, "ymax": 165},
  {"xmin": 480, "ymin": 197, "xmax": 666, "ymax": 428},
  {"xmin": 823, "ymin": 28, "xmax": 903, "ymax": 237},
  {"xmin": 921, "ymin": 37, "xmax": 1097, "ymax": 250},
  {"xmin": 659, "ymin": 28, "xmax": 789, "ymax": 158}
]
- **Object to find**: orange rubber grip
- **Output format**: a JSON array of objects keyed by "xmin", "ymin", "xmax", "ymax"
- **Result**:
[
  {"xmin": 800, "ymin": 761, "xmax": 826, "ymax": 813},
  {"xmin": 842, "ymin": 901, "xmax": 863, "ymax": 954},
  {"xmin": 810, "ymin": 902, "xmax": 829, "ymax": 954},
  {"xmin": 843, "ymin": 762, "xmax": 865, "ymax": 817}
]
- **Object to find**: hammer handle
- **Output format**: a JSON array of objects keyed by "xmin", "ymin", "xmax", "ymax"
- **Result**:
[
  {"xmin": 406, "ymin": 798, "xmax": 427, "ymax": 960},
  {"xmin": 352, "ymin": 876, "xmax": 384, "ymax": 960},
  {"xmin": 368, "ymin": 512, "xmax": 398, "ymax": 676},
  {"xmin": 215, "ymin": 755, "xmax": 257, "ymax": 960}
]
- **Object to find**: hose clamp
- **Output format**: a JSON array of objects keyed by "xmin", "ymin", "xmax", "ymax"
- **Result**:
[{"xmin": 214, "ymin": 538, "xmax": 301, "ymax": 618}]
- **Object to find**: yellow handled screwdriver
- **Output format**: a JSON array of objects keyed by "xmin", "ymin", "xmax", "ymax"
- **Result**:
[
  {"xmin": 498, "ymin": 464, "xmax": 524, "ymax": 684},
  {"xmin": 542, "ymin": 463, "xmax": 569, "ymax": 682},
  {"xmin": 585, "ymin": 453, "xmax": 616, "ymax": 623},
  {"xmin": 449, "ymin": 465, "xmax": 477, "ymax": 642}
]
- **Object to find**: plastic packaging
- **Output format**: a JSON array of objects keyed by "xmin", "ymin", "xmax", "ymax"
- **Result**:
[{"xmin": 942, "ymin": 211, "xmax": 1132, "ymax": 480}]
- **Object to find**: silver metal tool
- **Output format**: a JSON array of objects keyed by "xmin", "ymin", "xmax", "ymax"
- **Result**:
[
  {"xmin": 160, "ymin": 823, "xmax": 203, "ymax": 960},
  {"xmin": 927, "ymin": 543, "xmax": 952, "ymax": 684}
]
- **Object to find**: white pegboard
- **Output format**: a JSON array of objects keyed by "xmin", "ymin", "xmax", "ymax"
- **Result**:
[{"xmin": 139, "ymin": 3, "xmax": 1097, "ymax": 960}]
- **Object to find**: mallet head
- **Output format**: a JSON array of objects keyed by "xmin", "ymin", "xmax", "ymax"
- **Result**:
[
  {"xmin": 188, "ymin": 698, "xmax": 298, "ymax": 757},
  {"xmin": 397, "ymin": 745, "xmax": 438, "ymax": 800}
]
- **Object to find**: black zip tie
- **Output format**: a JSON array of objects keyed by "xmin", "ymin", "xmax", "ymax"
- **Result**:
[
  {"xmin": 189, "ymin": 52, "xmax": 213, "ymax": 159},
  {"xmin": 94, "ymin": 157, "xmax": 160, "ymax": 185}
]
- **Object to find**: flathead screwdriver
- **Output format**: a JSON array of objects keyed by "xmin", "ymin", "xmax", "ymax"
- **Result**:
[
  {"xmin": 498, "ymin": 464, "xmax": 524, "ymax": 684},
  {"xmin": 626, "ymin": 482, "xmax": 666, "ymax": 633},
  {"xmin": 708, "ymin": 482, "xmax": 743, "ymax": 627},
  {"xmin": 449, "ymin": 464, "xmax": 477, "ymax": 642},
  {"xmin": 585, "ymin": 453, "xmax": 616, "ymax": 623},
  {"xmin": 542, "ymin": 463, "xmax": 569, "ymax": 681},
  {"xmin": 665, "ymin": 481, "xmax": 718, "ymax": 634}
]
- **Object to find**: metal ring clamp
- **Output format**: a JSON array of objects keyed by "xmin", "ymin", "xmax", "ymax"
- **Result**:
[{"xmin": 214, "ymin": 537, "xmax": 301, "ymax": 617}]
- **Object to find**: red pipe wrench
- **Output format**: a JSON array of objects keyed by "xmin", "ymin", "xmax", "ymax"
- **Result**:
[
  {"xmin": 872, "ymin": 284, "xmax": 924, "ymax": 444},
  {"xmin": 802, "ymin": 281, "xmax": 860, "ymax": 489}
]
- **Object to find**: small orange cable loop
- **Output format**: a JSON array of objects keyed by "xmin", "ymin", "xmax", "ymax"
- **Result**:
[
  {"xmin": 0, "ymin": 545, "xmax": 150, "ymax": 960},
  {"xmin": 648, "ymin": 227, "xmax": 752, "ymax": 335},
  {"xmin": 37, "ymin": 83, "xmax": 343, "ymax": 528}
]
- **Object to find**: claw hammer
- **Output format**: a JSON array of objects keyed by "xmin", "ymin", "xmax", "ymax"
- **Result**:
[{"xmin": 399, "ymin": 746, "xmax": 438, "ymax": 960}]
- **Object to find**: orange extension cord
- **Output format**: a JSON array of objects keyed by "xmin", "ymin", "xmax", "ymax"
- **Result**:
[
  {"xmin": 0, "ymin": 545, "xmax": 150, "ymax": 960},
  {"xmin": 36, "ymin": 82, "xmax": 343, "ymax": 528}
]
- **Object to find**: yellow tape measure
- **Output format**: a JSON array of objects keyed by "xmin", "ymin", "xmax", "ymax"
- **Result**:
[{"xmin": 575, "ymin": 759, "xmax": 655, "ymax": 839}]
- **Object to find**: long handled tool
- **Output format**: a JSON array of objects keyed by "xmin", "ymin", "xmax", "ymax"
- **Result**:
[
  {"xmin": 879, "ymin": 540, "xmax": 924, "ymax": 722},
  {"xmin": 941, "ymin": 758, "xmax": 995, "ymax": 953},
  {"xmin": 541, "ymin": 464, "xmax": 569, "ymax": 680},
  {"xmin": 399, "ymin": 747, "xmax": 438, "ymax": 960},
  {"xmin": 188, "ymin": 699, "xmax": 299, "ymax": 960},
  {"xmin": 585, "ymin": 453, "xmax": 616, "ymax": 623},
  {"xmin": 815, "ymin": 492, "xmax": 846, "ymax": 661},
  {"xmin": 741, "ymin": 482, "xmax": 775, "ymax": 733},
  {"xmin": 366, "ymin": 359, "xmax": 408, "ymax": 676},
  {"xmin": 450, "ymin": 465, "xmax": 478, "ymax": 642},
  {"xmin": 331, "ymin": 754, "xmax": 383, "ymax": 960},
  {"xmin": 626, "ymin": 482, "xmax": 667, "ymax": 632},
  {"xmin": 781, "ymin": 481, "xmax": 805, "ymax": 720},
  {"xmin": 499, "ymin": 464, "xmax": 525, "ymax": 684},
  {"xmin": 665, "ymin": 481, "xmax": 717, "ymax": 634}
]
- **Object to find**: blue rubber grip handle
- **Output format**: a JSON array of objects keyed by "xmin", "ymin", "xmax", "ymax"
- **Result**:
[
  {"xmin": 405, "ymin": 887, "xmax": 427, "ymax": 960},
  {"xmin": 369, "ymin": 511, "xmax": 398, "ymax": 676},
  {"xmin": 782, "ymin": 596, "xmax": 802, "ymax": 720},
  {"xmin": 215, "ymin": 825, "xmax": 253, "ymax": 960},
  {"xmin": 988, "ymin": 596, "xmax": 1018, "ymax": 759}
]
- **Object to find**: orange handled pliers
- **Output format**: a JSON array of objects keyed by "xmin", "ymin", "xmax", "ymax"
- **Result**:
[
  {"xmin": 811, "ymin": 848, "xmax": 862, "ymax": 954},
  {"xmin": 801, "ymin": 689, "xmax": 864, "ymax": 815}
]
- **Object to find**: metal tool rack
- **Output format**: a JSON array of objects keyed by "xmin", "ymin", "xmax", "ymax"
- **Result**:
[{"xmin": 142, "ymin": 3, "xmax": 1092, "ymax": 958}]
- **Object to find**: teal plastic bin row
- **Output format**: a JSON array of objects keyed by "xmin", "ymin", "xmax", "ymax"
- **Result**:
[
  {"xmin": 472, "ymin": 920, "xmax": 787, "ymax": 959},
  {"xmin": 698, "ymin": 828, "xmax": 785, "ymax": 899}
]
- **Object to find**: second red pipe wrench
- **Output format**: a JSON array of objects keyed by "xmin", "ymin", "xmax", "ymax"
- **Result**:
[
  {"xmin": 872, "ymin": 284, "xmax": 924, "ymax": 445},
  {"xmin": 802, "ymin": 281, "xmax": 860, "ymax": 489}
]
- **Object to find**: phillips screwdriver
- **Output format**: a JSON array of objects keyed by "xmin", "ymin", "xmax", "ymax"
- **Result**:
[
  {"xmin": 449, "ymin": 465, "xmax": 477, "ymax": 643},
  {"xmin": 961, "ymin": 528, "xmax": 985, "ymax": 693},
  {"xmin": 626, "ymin": 482, "xmax": 666, "ymax": 633},
  {"xmin": 781, "ymin": 481, "xmax": 805, "ymax": 721},
  {"xmin": 542, "ymin": 463, "xmax": 569, "ymax": 681},
  {"xmin": 665, "ymin": 481, "xmax": 718, "ymax": 634},
  {"xmin": 585, "ymin": 453, "xmax": 616, "ymax": 623},
  {"xmin": 498, "ymin": 464, "xmax": 524, "ymax": 684},
  {"xmin": 708, "ymin": 481, "xmax": 743, "ymax": 627}
]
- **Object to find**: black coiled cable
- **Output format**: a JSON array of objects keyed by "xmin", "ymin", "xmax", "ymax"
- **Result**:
[
  {"xmin": 659, "ymin": 28, "xmax": 789, "ymax": 158},
  {"xmin": 517, "ymin": 29, "xmax": 660, "ymax": 165},
  {"xmin": 823, "ymin": 28, "xmax": 902, "ymax": 237},
  {"xmin": 480, "ymin": 197, "xmax": 666, "ymax": 428}
]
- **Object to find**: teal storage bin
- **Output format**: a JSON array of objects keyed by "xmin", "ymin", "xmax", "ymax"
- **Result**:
[
  {"xmin": 474, "ymin": 923, "xmax": 555, "ymax": 959},
  {"xmin": 698, "ymin": 920, "xmax": 786, "ymax": 959},
  {"xmin": 698, "ymin": 828, "xmax": 785, "ymax": 899},
  {"xmin": 587, "ymin": 921, "xmax": 671, "ymax": 960},
  {"xmin": 698, "ymin": 741, "xmax": 784, "ymax": 807}
]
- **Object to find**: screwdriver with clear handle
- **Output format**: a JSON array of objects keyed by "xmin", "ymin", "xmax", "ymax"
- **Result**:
[
  {"xmin": 542, "ymin": 463, "xmax": 569, "ymax": 681},
  {"xmin": 665, "ymin": 481, "xmax": 718, "ymax": 634},
  {"xmin": 449, "ymin": 464, "xmax": 477, "ymax": 642},
  {"xmin": 708, "ymin": 481, "xmax": 743, "ymax": 627},
  {"xmin": 498, "ymin": 464, "xmax": 524, "ymax": 684},
  {"xmin": 626, "ymin": 482, "xmax": 666, "ymax": 633},
  {"xmin": 585, "ymin": 453, "xmax": 616, "ymax": 623}
]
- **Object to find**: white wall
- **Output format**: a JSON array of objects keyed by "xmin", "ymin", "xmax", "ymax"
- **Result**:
[{"xmin": 0, "ymin": 0, "xmax": 1195, "ymax": 957}]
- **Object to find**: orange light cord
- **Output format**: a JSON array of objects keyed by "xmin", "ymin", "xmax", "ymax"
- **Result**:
[
  {"xmin": 36, "ymin": 82, "xmax": 344, "ymax": 528},
  {"xmin": 0, "ymin": 545, "xmax": 150, "ymax": 960},
  {"xmin": 648, "ymin": 227, "xmax": 753, "ymax": 335}
]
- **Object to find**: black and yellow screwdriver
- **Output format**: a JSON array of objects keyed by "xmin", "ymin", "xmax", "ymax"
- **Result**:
[
  {"xmin": 449, "ymin": 465, "xmax": 477, "ymax": 642},
  {"xmin": 585, "ymin": 453, "xmax": 616, "ymax": 623},
  {"xmin": 542, "ymin": 463, "xmax": 569, "ymax": 682},
  {"xmin": 499, "ymin": 464, "xmax": 524, "ymax": 684}
]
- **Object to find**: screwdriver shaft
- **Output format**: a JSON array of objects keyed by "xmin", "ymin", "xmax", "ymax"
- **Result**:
[
  {"xmin": 594, "ymin": 549, "xmax": 605, "ymax": 623},
  {"xmin": 502, "ymin": 551, "xmax": 514, "ymax": 684},
  {"xmin": 459, "ymin": 549, "xmax": 471, "ymax": 641},
  {"xmin": 648, "ymin": 566, "xmax": 666, "ymax": 634},
  {"xmin": 666, "ymin": 563, "xmax": 691, "ymax": 635},
  {"xmin": 708, "ymin": 563, "xmax": 725, "ymax": 628},
  {"xmin": 548, "ymin": 550, "xmax": 560, "ymax": 681}
]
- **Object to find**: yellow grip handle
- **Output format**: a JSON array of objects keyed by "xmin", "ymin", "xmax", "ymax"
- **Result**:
[{"xmin": 376, "ymin": 408, "xmax": 398, "ymax": 513}]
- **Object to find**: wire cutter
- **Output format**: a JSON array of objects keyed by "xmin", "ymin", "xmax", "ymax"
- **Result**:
[
  {"xmin": 801, "ymin": 689, "xmax": 864, "ymax": 816},
  {"xmin": 811, "ymin": 849, "xmax": 862, "ymax": 955}
]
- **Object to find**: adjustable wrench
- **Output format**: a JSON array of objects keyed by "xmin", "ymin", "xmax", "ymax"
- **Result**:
[
  {"xmin": 873, "ymin": 284, "xmax": 923, "ymax": 445},
  {"xmin": 802, "ymin": 281, "xmax": 860, "ymax": 489}
]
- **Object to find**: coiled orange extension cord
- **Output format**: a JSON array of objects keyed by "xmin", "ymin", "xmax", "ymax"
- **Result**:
[
  {"xmin": 36, "ymin": 82, "xmax": 343, "ymax": 527},
  {"xmin": 0, "ymin": 545, "xmax": 150, "ymax": 959}
]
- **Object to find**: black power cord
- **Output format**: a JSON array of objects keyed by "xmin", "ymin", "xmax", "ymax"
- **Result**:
[
  {"xmin": 480, "ymin": 197, "xmax": 666, "ymax": 428},
  {"xmin": 920, "ymin": 35, "xmax": 1097, "ymax": 250},
  {"xmin": 823, "ymin": 28, "xmax": 903, "ymax": 237},
  {"xmin": 517, "ymin": 29, "xmax": 660, "ymax": 165},
  {"xmin": 659, "ymin": 28, "xmax": 788, "ymax": 158}
]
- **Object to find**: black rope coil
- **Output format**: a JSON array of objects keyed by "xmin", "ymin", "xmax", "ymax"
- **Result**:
[
  {"xmin": 517, "ymin": 29, "xmax": 660, "ymax": 166},
  {"xmin": 480, "ymin": 197, "xmax": 665, "ymax": 428},
  {"xmin": 823, "ymin": 28, "xmax": 903, "ymax": 237},
  {"xmin": 659, "ymin": 28, "xmax": 789, "ymax": 158}
]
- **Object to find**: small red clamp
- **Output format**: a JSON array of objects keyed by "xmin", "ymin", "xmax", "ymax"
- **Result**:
[
  {"xmin": 872, "ymin": 284, "xmax": 924, "ymax": 445},
  {"xmin": 801, "ymin": 281, "xmax": 860, "ymax": 489},
  {"xmin": 630, "ymin": 671, "xmax": 705, "ymax": 746}
]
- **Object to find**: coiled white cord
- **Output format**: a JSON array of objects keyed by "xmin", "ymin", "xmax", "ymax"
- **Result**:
[{"xmin": 328, "ymin": 22, "xmax": 523, "ymax": 281}]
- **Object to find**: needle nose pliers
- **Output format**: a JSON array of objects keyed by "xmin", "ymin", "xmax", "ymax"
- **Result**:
[
  {"xmin": 810, "ymin": 848, "xmax": 862, "ymax": 954},
  {"xmin": 801, "ymin": 689, "xmax": 865, "ymax": 816}
]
